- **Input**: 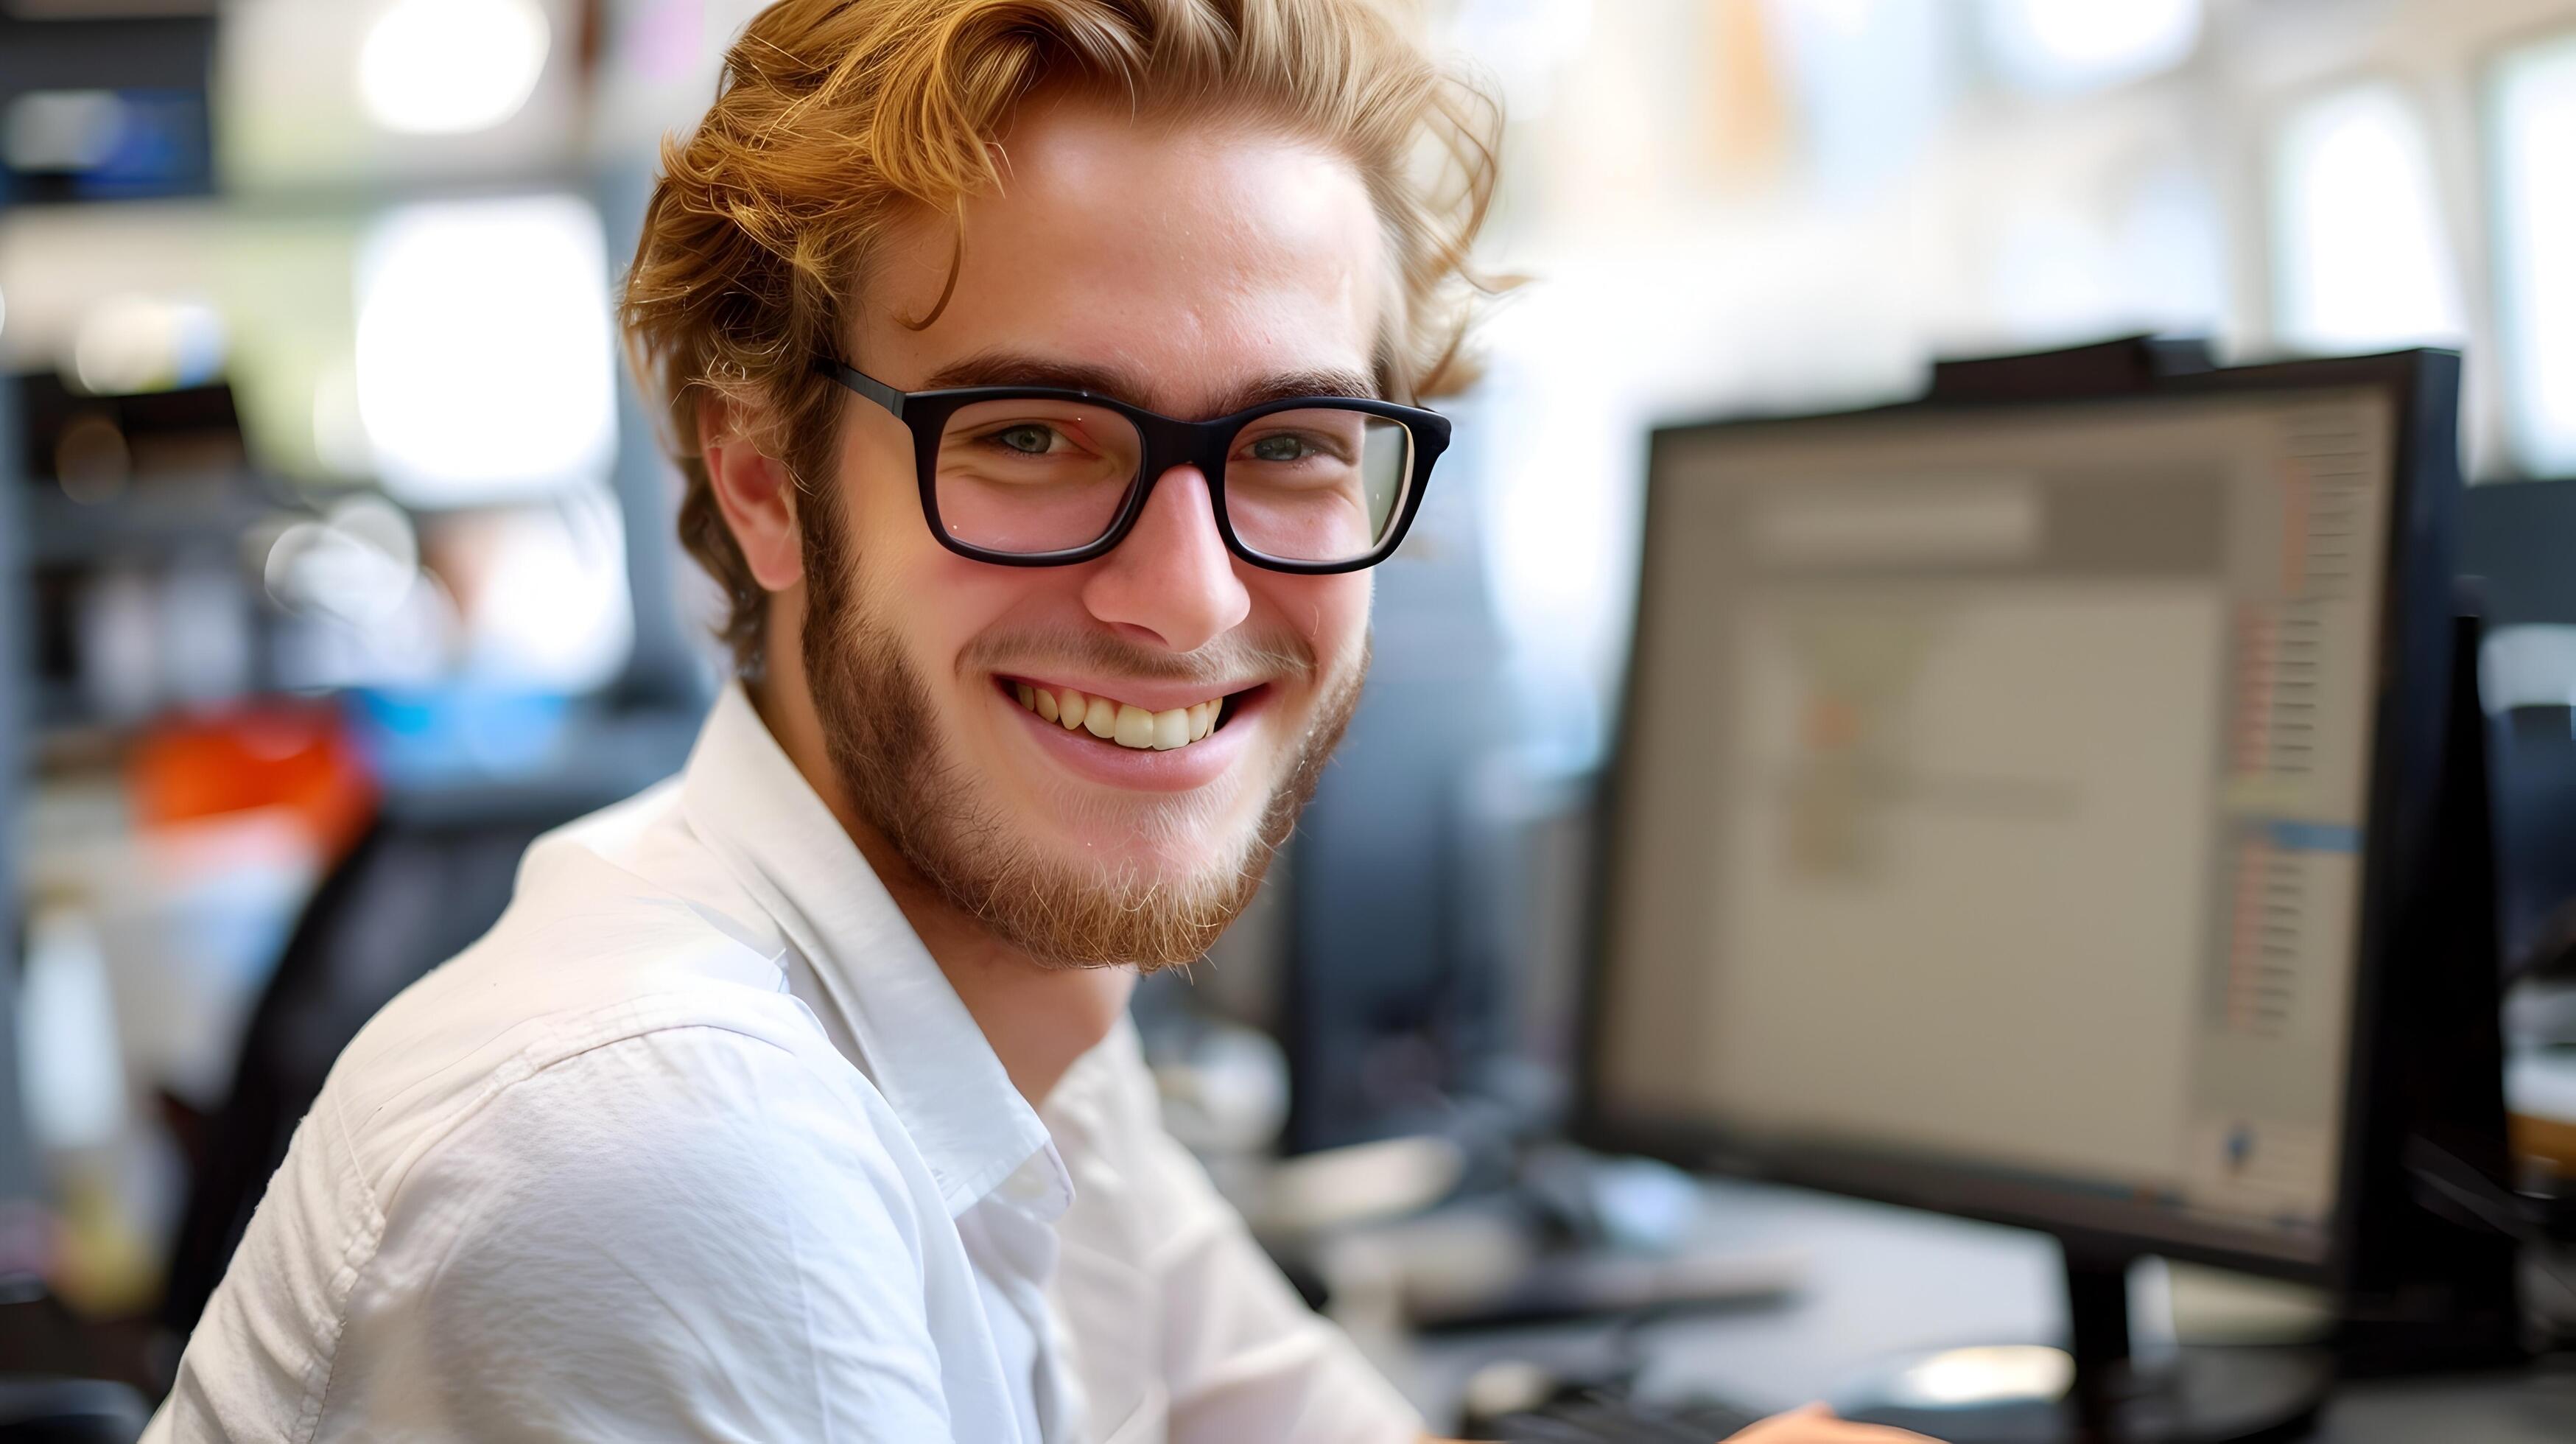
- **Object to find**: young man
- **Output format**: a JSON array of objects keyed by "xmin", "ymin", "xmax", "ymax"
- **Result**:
[{"xmin": 150, "ymin": 2, "xmax": 1934, "ymax": 1440}]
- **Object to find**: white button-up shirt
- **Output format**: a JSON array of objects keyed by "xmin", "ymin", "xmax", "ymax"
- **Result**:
[{"xmin": 147, "ymin": 684, "xmax": 1425, "ymax": 1443}]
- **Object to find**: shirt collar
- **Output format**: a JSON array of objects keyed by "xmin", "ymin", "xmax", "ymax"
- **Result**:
[{"xmin": 678, "ymin": 681, "xmax": 1056, "ymax": 1219}]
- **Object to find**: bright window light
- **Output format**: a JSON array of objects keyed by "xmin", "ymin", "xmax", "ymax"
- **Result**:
[
  {"xmin": 1766, "ymin": 0, "xmax": 1952, "ymax": 197},
  {"xmin": 354, "ymin": 194, "xmax": 615, "ymax": 507},
  {"xmin": 1983, "ymin": 166, "xmax": 2225, "ymax": 344},
  {"xmin": 2493, "ymin": 33, "xmax": 2576, "ymax": 474},
  {"xmin": 1989, "ymin": 204, "xmax": 2119, "ymax": 341},
  {"xmin": 358, "ymin": 0, "xmax": 551, "ymax": 136},
  {"xmin": 1979, "ymin": 0, "xmax": 2201, "ymax": 94},
  {"xmin": 2119, "ymin": 164, "xmax": 2229, "ymax": 334},
  {"xmin": 1445, "ymin": 0, "xmax": 1594, "ymax": 122},
  {"xmin": 460, "ymin": 486, "xmax": 635, "ymax": 693},
  {"xmin": 2270, "ymin": 84, "xmax": 2466, "ymax": 354}
]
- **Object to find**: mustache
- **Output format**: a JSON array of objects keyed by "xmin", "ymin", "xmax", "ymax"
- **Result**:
[{"xmin": 958, "ymin": 623, "xmax": 1316, "ymax": 687}]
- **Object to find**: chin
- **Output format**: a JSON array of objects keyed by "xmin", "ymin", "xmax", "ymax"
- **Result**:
[{"xmin": 1026, "ymin": 762, "xmax": 1273, "ymax": 875}]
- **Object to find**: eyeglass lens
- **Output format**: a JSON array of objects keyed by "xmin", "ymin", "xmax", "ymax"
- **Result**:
[{"xmin": 933, "ymin": 399, "xmax": 1414, "ymax": 563}]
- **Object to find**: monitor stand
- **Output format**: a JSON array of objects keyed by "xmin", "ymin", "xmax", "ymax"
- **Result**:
[{"xmin": 1825, "ymin": 1245, "xmax": 2331, "ymax": 1444}]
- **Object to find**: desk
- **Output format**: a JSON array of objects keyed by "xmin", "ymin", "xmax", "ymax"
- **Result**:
[{"xmin": 1380, "ymin": 1179, "xmax": 2575, "ymax": 1441}]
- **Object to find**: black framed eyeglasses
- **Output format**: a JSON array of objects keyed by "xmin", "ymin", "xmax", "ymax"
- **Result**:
[{"xmin": 812, "ymin": 357, "xmax": 1449, "ymax": 573}]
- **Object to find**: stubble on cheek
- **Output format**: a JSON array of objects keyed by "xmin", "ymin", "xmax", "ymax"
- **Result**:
[{"xmin": 797, "ymin": 505, "xmax": 1370, "ymax": 969}]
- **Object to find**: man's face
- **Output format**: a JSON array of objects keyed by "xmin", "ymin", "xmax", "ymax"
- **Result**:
[{"xmin": 803, "ymin": 99, "xmax": 1386, "ymax": 967}]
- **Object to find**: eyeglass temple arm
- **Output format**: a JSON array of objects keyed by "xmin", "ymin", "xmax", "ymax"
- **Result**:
[{"xmin": 813, "ymin": 357, "xmax": 907, "ymax": 420}]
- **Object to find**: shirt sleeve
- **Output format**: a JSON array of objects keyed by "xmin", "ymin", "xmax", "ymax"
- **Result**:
[
  {"xmin": 326, "ymin": 1026, "xmax": 960, "ymax": 1443},
  {"xmin": 1098, "ymin": 1040, "xmax": 1425, "ymax": 1444}
]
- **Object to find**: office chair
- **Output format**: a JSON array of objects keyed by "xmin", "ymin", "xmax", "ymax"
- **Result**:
[{"xmin": 2496, "ymin": 705, "xmax": 2576, "ymax": 982}]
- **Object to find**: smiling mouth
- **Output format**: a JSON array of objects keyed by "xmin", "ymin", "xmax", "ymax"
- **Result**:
[{"xmin": 1000, "ymin": 678, "xmax": 1257, "ymax": 751}]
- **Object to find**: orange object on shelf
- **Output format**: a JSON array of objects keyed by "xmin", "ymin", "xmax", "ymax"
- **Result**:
[
  {"xmin": 125, "ymin": 701, "xmax": 377, "ymax": 864},
  {"xmin": 2512, "ymin": 1110, "xmax": 2576, "ymax": 1179}
]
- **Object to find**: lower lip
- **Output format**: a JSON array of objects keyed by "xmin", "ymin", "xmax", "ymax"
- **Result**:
[{"xmin": 997, "ymin": 681, "xmax": 1268, "ymax": 793}]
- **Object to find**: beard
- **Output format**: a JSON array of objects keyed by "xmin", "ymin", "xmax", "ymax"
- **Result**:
[{"xmin": 796, "ymin": 502, "xmax": 1365, "ymax": 970}]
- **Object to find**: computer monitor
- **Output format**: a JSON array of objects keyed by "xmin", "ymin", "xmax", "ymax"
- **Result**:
[{"xmin": 1578, "ymin": 348, "xmax": 2517, "ymax": 1436}]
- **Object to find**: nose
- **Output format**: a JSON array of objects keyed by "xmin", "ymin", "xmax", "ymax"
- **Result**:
[{"xmin": 1081, "ymin": 464, "xmax": 1251, "ymax": 654}]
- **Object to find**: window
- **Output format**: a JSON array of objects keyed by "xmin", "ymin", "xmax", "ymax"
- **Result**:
[
  {"xmin": 352, "ymin": 193, "xmax": 614, "ymax": 507},
  {"xmin": 1767, "ymin": 0, "xmax": 1953, "ymax": 197},
  {"xmin": 2270, "ymin": 83, "xmax": 2466, "ymax": 354},
  {"xmin": 1977, "ymin": 0, "xmax": 2202, "ymax": 95},
  {"xmin": 1984, "ymin": 163, "xmax": 2228, "ymax": 344},
  {"xmin": 2491, "ymin": 32, "xmax": 2576, "ymax": 474}
]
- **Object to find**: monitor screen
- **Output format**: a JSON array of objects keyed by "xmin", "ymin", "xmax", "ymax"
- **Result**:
[{"xmin": 1591, "ymin": 387, "xmax": 2401, "ymax": 1266}]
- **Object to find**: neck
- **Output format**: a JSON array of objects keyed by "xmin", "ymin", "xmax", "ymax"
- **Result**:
[
  {"xmin": 749, "ymin": 593, "xmax": 1132, "ymax": 1107},
  {"xmin": 880, "ymin": 875, "xmax": 1137, "ymax": 1107}
]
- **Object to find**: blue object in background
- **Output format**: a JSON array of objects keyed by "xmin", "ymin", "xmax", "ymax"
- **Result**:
[
  {"xmin": 348, "ymin": 687, "xmax": 575, "ymax": 791},
  {"xmin": 0, "ymin": 18, "xmax": 217, "ymax": 206}
]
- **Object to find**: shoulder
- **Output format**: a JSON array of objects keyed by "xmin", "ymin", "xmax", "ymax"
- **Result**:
[
  {"xmin": 385, "ymin": 1026, "xmax": 938, "ymax": 1277},
  {"xmin": 316, "ymin": 780, "xmax": 853, "ymax": 1204},
  {"xmin": 320, "ymin": 1028, "xmax": 959, "ymax": 1438},
  {"xmin": 370, "ymin": 1028, "xmax": 950, "ymax": 1359}
]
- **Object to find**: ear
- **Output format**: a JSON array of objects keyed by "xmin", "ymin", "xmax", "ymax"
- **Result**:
[{"xmin": 698, "ymin": 395, "xmax": 804, "ymax": 591}]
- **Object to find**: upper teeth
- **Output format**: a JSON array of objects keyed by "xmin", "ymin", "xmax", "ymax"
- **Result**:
[{"xmin": 1013, "ymin": 682, "xmax": 1221, "ymax": 751}]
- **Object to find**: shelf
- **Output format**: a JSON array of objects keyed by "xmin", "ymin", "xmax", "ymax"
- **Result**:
[{"xmin": 20, "ymin": 471, "xmax": 291, "ymax": 569}]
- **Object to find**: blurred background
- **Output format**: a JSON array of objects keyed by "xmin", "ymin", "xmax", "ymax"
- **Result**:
[{"xmin": 4, "ymin": 0, "xmax": 2576, "ymax": 1425}]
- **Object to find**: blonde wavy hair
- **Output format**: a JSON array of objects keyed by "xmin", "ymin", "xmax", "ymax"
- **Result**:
[{"xmin": 620, "ymin": 0, "xmax": 1506, "ymax": 671}]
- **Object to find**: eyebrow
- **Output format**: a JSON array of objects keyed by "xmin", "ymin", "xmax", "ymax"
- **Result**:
[{"xmin": 918, "ymin": 349, "xmax": 1381, "ymax": 415}]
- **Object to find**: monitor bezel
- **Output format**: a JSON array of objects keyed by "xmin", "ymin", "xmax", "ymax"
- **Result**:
[{"xmin": 1572, "ymin": 349, "xmax": 2463, "ymax": 1289}]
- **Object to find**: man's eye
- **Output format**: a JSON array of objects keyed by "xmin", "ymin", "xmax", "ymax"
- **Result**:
[
  {"xmin": 993, "ymin": 424, "xmax": 1059, "ymax": 455},
  {"xmin": 1246, "ymin": 434, "xmax": 1312, "ymax": 463}
]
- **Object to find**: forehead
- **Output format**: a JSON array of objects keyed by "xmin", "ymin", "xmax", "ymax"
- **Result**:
[{"xmin": 857, "ymin": 99, "xmax": 1389, "ymax": 415}]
